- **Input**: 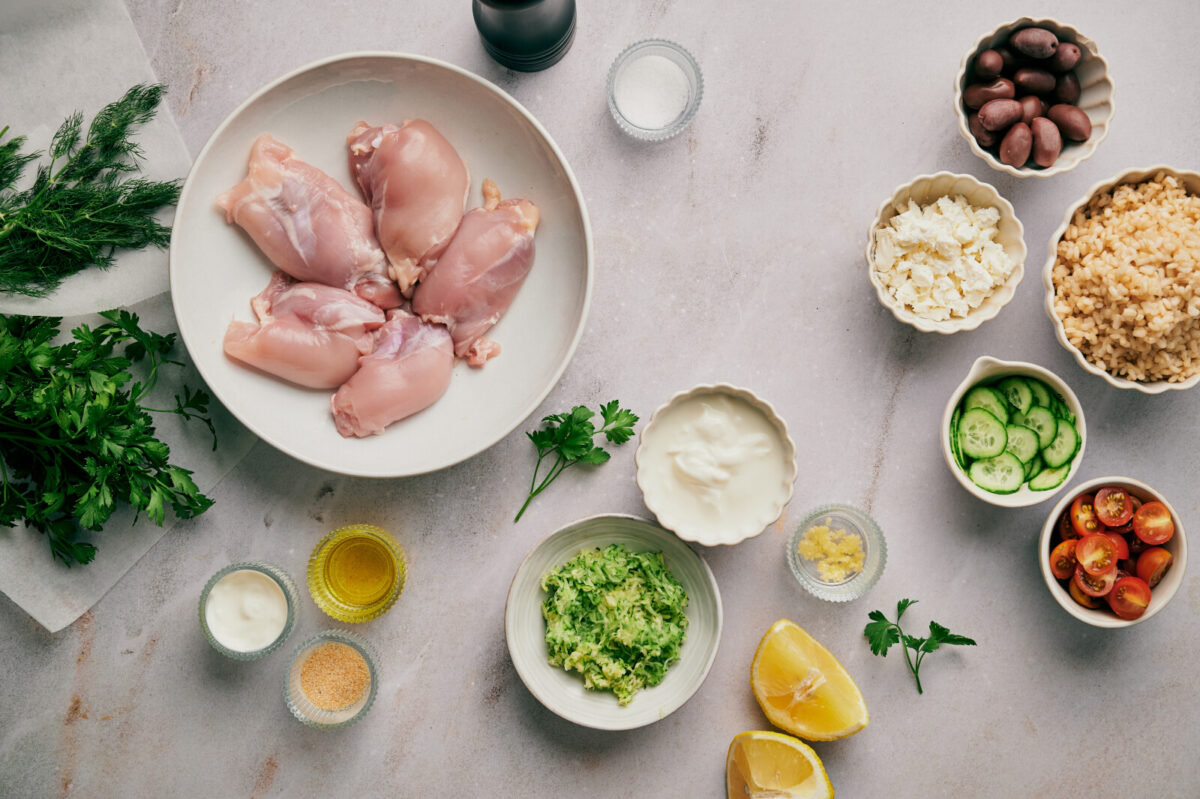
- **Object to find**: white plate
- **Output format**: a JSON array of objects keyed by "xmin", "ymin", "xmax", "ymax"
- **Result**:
[
  {"xmin": 505, "ymin": 515, "xmax": 722, "ymax": 730},
  {"xmin": 170, "ymin": 52, "xmax": 593, "ymax": 477}
]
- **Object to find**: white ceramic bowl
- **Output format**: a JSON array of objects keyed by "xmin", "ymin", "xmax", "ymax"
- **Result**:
[
  {"xmin": 504, "ymin": 514, "xmax": 722, "ymax": 730},
  {"xmin": 1039, "ymin": 477, "xmax": 1188, "ymax": 628},
  {"xmin": 942, "ymin": 356, "xmax": 1086, "ymax": 508},
  {"xmin": 1043, "ymin": 166, "xmax": 1200, "ymax": 394},
  {"xmin": 867, "ymin": 172, "xmax": 1026, "ymax": 334},
  {"xmin": 634, "ymin": 384, "xmax": 797, "ymax": 547},
  {"xmin": 170, "ymin": 52, "xmax": 592, "ymax": 477},
  {"xmin": 954, "ymin": 17, "xmax": 1114, "ymax": 178}
]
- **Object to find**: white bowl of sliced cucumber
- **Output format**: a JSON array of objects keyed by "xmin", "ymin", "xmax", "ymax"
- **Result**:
[{"xmin": 943, "ymin": 356, "xmax": 1086, "ymax": 507}]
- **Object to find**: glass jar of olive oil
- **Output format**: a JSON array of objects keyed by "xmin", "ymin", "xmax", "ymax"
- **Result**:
[{"xmin": 307, "ymin": 524, "xmax": 406, "ymax": 622}]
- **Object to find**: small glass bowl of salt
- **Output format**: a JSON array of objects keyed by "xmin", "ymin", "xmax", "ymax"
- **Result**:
[{"xmin": 607, "ymin": 39, "xmax": 702, "ymax": 141}]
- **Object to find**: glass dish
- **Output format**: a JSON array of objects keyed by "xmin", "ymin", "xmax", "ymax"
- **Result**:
[
  {"xmin": 788, "ymin": 505, "xmax": 886, "ymax": 603},
  {"xmin": 198, "ymin": 561, "xmax": 299, "ymax": 660},
  {"xmin": 284, "ymin": 630, "xmax": 380, "ymax": 728},
  {"xmin": 307, "ymin": 524, "xmax": 406, "ymax": 623},
  {"xmin": 606, "ymin": 39, "xmax": 703, "ymax": 142}
]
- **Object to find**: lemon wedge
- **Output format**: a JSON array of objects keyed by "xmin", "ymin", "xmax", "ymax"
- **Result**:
[
  {"xmin": 726, "ymin": 730, "xmax": 834, "ymax": 799},
  {"xmin": 750, "ymin": 619, "xmax": 868, "ymax": 741}
]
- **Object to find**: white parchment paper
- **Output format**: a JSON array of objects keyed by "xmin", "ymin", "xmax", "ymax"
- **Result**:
[
  {"xmin": 0, "ymin": 0, "xmax": 257, "ymax": 631},
  {"xmin": 0, "ymin": 0, "xmax": 193, "ymax": 317}
]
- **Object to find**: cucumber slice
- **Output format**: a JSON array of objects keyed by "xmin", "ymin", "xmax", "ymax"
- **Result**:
[
  {"xmin": 1051, "ymin": 397, "xmax": 1076, "ymax": 424},
  {"xmin": 1026, "ymin": 378, "xmax": 1052, "ymax": 408},
  {"xmin": 1015, "ymin": 406, "xmax": 1057, "ymax": 449},
  {"xmin": 963, "ymin": 386, "xmax": 1009, "ymax": 426},
  {"xmin": 1004, "ymin": 424, "xmax": 1040, "ymax": 464},
  {"xmin": 949, "ymin": 406, "xmax": 966, "ymax": 470},
  {"xmin": 957, "ymin": 408, "xmax": 1007, "ymax": 459},
  {"xmin": 1029, "ymin": 463, "xmax": 1071, "ymax": 491},
  {"xmin": 1025, "ymin": 452, "xmax": 1045, "ymax": 482},
  {"xmin": 968, "ymin": 452, "xmax": 1026, "ymax": 494},
  {"xmin": 1041, "ymin": 418, "xmax": 1080, "ymax": 468},
  {"xmin": 996, "ymin": 377, "xmax": 1033, "ymax": 415}
]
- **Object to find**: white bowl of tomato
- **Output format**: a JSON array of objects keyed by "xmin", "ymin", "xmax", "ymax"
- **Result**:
[{"xmin": 1040, "ymin": 477, "xmax": 1188, "ymax": 628}]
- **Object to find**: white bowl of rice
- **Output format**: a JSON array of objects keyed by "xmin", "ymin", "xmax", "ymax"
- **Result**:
[{"xmin": 1044, "ymin": 167, "xmax": 1200, "ymax": 393}]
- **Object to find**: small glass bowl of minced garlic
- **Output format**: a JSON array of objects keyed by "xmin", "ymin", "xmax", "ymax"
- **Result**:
[{"xmin": 788, "ymin": 504, "xmax": 886, "ymax": 602}]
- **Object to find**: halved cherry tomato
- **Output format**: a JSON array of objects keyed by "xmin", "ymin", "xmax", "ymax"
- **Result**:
[
  {"xmin": 1133, "ymin": 501, "xmax": 1175, "ymax": 545},
  {"xmin": 1049, "ymin": 539, "xmax": 1077, "ymax": 581},
  {"xmin": 1058, "ymin": 510, "xmax": 1078, "ymax": 540},
  {"xmin": 1076, "ymin": 533, "xmax": 1118, "ymax": 576},
  {"xmin": 1136, "ymin": 547, "xmax": 1173, "ymax": 588},
  {"xmin": 1094, "ymin": 487, "xmax": 1135, "ymax": 527},
  {"xmin": 1070, "ymin": 493, "xmax": 1107, "ymax": 537},
  {"xmin": 1103, "ymin": 532, "xmax": 1130, "ymax": 561},
  {"xmin": 1074, "ymin": 562, "xmax": 1116, "ymax": 597},
  {"xmin": 1107, "ymin": 576, "xmax": 1152, "ymax": 620},
  {"xmin": 1109, "ymin": 495, "xmax": 1143, "ymax": 534},
  {"xmin": 1068, "ymin": 578, "xmax": 1103, "ymax": 608},
  {"xmin": 1128, "ymin": 534, "xmax": 1149, "ymax": 559}
]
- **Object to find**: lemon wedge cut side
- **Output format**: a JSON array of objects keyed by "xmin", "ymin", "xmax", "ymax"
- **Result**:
[
  {"xmin": 750, "ymin": 619, "xmax": 868, "ymax": 741},
  {"xmin": 726, "ymin": 730, "xmax": 834, "ymax": 799}
]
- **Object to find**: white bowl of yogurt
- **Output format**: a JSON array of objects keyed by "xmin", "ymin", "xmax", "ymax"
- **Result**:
[
  {"xmin": 198, "ymin": 561, "xmax": 299, "ymax": 660},
  {"xmin": 635, "ymin": 384, "xmax": 797, "ymax": 547}
]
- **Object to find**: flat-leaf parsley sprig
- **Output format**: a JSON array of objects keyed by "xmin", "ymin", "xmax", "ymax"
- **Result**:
[
  {"xmin": 514, "ymin": 401, "xmax": 638, "ymax": 522},
  {"xmin": 864, "ymin": 598, "xmax": 976, "ymax": 695}
]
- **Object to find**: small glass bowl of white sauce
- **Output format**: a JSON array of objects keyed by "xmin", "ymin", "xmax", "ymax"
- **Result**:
[
  {"xmin": 607, "ymin": 39, "xmax": 703, "ymax": 141},
  {"xmin": 788, "ymin": 505, "xmax": 887, "ymax": 603},
  {"xmin": 198, "ymin": 561, "xmax": 299, "ymax": 660}
]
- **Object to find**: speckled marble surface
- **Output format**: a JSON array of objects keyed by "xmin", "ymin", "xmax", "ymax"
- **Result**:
[{"xmin": 4, "ymin": 2, "xmax": 1200, "ymax": 796}]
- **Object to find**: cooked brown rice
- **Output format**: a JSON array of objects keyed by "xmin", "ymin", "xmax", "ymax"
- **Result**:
[{"xmin": 1052, "ymin": 172, "xmax": 1200, "ymax": 383}]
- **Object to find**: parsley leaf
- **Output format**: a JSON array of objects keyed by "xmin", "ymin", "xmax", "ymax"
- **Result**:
[
  {"xmin": 514, "ymin": 401, "xmax": 638, "ymax": 522},
  {"xmin": 863, "ymin": 598, "xmax": 976, "ymax": 694}
]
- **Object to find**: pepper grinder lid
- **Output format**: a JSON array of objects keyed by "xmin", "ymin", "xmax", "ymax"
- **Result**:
[{"xmin": 472, "ymin": 0, "xmax": 576, "ymax": 72}]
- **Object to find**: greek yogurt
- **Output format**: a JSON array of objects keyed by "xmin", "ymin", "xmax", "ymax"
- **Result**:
[{"xmin": 204, "ymin": 568, "xmax": 289, "ymax": 652}]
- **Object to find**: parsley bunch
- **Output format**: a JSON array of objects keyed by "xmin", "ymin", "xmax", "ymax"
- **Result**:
[
  {"xmin": 515, "ymin": 401, "xmax": 638, "ymax": 521},
  {"xmin": 864, "ymin": 598, "xmax": 976, "ymax": 694},
  {"xmin": 0, "ymin": 310, "xmax": 216, "ymax": 565}
]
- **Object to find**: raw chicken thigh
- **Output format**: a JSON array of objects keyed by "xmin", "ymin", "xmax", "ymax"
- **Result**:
[
  {"xmin": 412, "ymin": 179, "xmax": 539, "ymax": 366},
  {"xmin": 223, "ymin": 271, "xmax": 385, "ymax": 388},
  {"xmin": 347, "ymin": 119, "xmax": 469, "ymax": 295},
  {"xmin": 330, "ymin": 309, "xmax": 455, "ymax": 438},
  {"xmin": 218, "ymin": 133, "xmax": 402, "ymax": 309}
]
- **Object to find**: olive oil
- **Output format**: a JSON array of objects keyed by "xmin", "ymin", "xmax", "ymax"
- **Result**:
[{"xmin": 308, "ymin": 525, "xmax": 405, "ymax": 622}]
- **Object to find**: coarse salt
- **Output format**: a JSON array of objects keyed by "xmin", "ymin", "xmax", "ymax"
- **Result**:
[{"xmin": 613, "ymin": 53, "xmax": 690, "ymax": 130}]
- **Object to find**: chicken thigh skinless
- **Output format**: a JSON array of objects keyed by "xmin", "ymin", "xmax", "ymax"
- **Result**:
[
  {"xmin": 223, "ymin": 271, "xmax": 385, "ymax": 389},
  {"xmin": 412, "ymin": 179, "xmax": 539, "ymax": 367},
  {"xmin": 347, "ymin": 119, "xmax": 469, "ymax": 296},
  {"xmin": 217, "ymin": 133, "xmax": 403, "ymax": 310},
  {"xmin": 330, "ymin": 309, "xmax": 455, "ymax": 438}
]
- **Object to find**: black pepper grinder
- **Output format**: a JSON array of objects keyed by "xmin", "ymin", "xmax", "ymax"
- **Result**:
[{"xmin": 472, "ymin": 0, "xmax": 576, "ymax": 72}]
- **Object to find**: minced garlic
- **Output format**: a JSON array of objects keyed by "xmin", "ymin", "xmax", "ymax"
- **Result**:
[{"xmin": 797, "ymin": 519, "xmax": 864, "ymax": 583}]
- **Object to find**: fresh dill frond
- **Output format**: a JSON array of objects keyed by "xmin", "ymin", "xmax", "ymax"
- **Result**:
[{"xmin": 0, "ymin": 83, "xmax": 182, "ymax": 297}]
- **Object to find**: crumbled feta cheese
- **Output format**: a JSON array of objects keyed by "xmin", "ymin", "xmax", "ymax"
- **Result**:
[{"xmin": 873, "ymin": 195, "xmax": 1015, "ymax": 322}]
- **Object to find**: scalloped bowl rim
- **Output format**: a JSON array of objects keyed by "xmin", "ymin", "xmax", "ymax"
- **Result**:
[
  {"xmin": 941, "ymin": 356, "xmax": 1086, "ymax": 508},
  {"xmin": 634, "ymin": 383, "xmax": 798, "ymax": 547},
  {"xmin": 1042, "ymin": 165, "xmax": 1200, "ymax": 394},
  {"xmin": 866, "ymin": 171, "xmax": 1027, "ymax": 334},
  {"xmin": 1038, "ymin": 476, "xmax": 1188, "ymax": 628},
  {"xmin": 953, "ymin": 16, "xmax": 1115, "ymax": 179}
]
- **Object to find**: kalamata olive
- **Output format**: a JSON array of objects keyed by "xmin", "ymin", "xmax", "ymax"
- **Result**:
[
  {"xmin": 1048, "ymin": 103, "xmax": 1092, "ymax": 141},
  {"xmin": 978, "ymin": 98, "xmax": 1024, "ymax": 131},
  {"xmin": 1014, "ymin": 67, "xmax": 1057, "ymax": 95},
  {"xmin": 969, "ymin": 112, "xmax": 998, "ymax": 147},
  {"xmin": 1055, "ymin": 72, "xmax": 1082, "ymax": 104},
  {"xmin": 964, "ymin": 78, "xmax": 1016, "ymax": 109},
  {"xmin": 1010, "ymin": 27, "xmax": 1059, "ymax": 60},
  {"xmin": 1031, "ymin": 117, "xmax": 1063, "ymax": 167},
  {"xmin": 1049, "ymin": 42, "xmax": 1083, "ymax": 72},
  {"xmin": 994, "ymin": 46, "xmax": 1017, "ymax": 73},
  {"xmin": 999, "ymin": 122, "xmax": 1033, "ymax": 167},
  {"xmin": 1018, "ymin": 95, "xmax": 1046, "ymax": 125},
  {"xmin": 975, "ymin": 49, "xmax": 1004, "ymax": 79}
]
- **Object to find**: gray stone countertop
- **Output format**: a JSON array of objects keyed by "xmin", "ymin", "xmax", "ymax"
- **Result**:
[{"xmin": 4, "ymin": 1, "xmax": 1200, "ymax": 796}]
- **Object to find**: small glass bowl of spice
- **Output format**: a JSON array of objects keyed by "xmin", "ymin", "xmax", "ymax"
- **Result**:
[
  {"xmin": 607, "ymin": 39, "xmax": 703, "ymax": 142},
  {"xmin": 788, "ymin": 504, "xmax": 887, "ymax": 602},
  {"xmin": 307, "ymin": 524, "xmax": 406, "ymax": 623},
  {"xmin": 284, "ymin": 630, "xmax": 379, "ymax": 728},
  {"xmin": 198, "ymin": 562, "xmax": 299, "ymax": 660}
]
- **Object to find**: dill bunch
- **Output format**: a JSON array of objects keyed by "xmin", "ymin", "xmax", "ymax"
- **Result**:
[{"xmin": 0, "ymin": 83, "xmax": 182, "ymax": 297}]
